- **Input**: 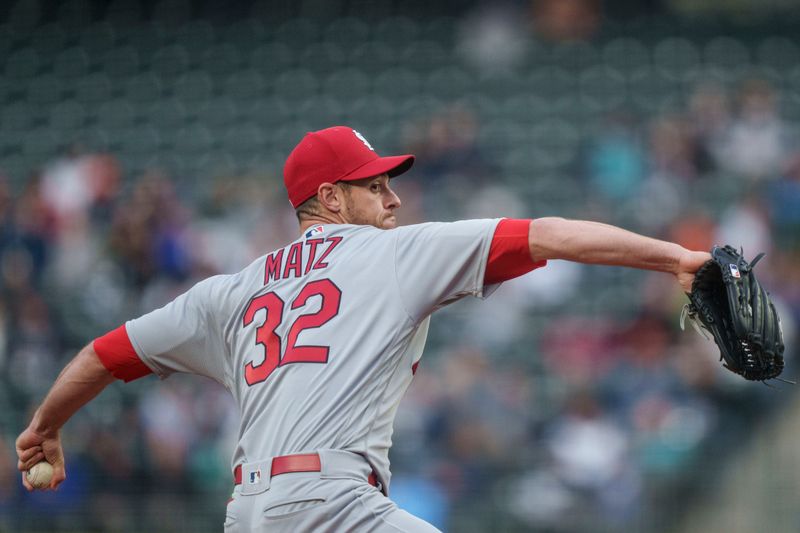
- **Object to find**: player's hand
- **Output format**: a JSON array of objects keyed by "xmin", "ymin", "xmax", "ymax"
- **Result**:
[
  {"xmin": 676, "ymin": 249, "xmax": 712, "ymax": 294},
  {"xmin": 15, "ymin": 426, "xmax": 66, "ymax": 491}
]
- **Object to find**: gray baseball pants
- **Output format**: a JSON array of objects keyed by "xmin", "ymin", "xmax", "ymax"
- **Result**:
[{"xmin": 224, "ymin": 450, "xmax": 441, "ymax": 532}]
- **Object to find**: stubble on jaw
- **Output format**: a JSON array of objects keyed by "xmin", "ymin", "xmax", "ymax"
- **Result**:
[{"xmin": 339, "ymin": 183, "xmax": 396, "ymax": 229}]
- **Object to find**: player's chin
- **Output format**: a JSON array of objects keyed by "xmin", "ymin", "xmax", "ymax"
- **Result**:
[{"xmin": 381, "ymin": 215, "xmax": 398, "ymax": 229}]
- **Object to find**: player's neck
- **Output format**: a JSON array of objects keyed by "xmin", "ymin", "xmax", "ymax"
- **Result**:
[{"xmin": 298, "ymin": 213, "xmax": 348, "ymax": 234}]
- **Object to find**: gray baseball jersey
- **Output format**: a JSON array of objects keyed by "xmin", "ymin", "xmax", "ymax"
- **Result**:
[{"xmin": 125, "ymin": 219, "xmax": 500, "ymax": 527}]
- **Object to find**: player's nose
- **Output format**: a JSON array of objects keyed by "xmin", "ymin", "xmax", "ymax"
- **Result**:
[{"xmin": 385, "ymin": 188, "xmax": 401, "ymax": 210}]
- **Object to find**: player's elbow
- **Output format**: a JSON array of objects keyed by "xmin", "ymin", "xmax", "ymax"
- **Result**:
[
  {"xmin": 529, "ymin": 217, "xmax": 569, "ymax": 262},
  {"xmin": 79, "ymin": 343, "xmax": 118, "ymax": 386}
]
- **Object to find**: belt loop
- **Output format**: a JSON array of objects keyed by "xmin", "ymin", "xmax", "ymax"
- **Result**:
[{"xmin": 240, "ymin": 458, "xmax": 272, "ymax": 496}]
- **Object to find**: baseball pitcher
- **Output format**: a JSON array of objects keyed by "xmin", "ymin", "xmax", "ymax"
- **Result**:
[{"xmin": 16, "ymin": 127, "xmax": 711, "ymax": 532}]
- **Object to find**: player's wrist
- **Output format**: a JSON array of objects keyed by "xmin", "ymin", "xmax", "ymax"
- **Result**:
[{"xmin": 30, "ymin": 412, "xmax": 60, "ymax": 440}]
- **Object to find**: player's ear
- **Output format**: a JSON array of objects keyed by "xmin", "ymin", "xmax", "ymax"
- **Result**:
[{"xmin": 317, "ymin": 183, "xmax": 342, "ymax": 213}]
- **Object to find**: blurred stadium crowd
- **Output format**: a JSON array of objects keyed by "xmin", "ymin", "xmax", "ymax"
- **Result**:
[{"xmin": 2, "ymin": 0, "xmax": 800, "ymax": 532}]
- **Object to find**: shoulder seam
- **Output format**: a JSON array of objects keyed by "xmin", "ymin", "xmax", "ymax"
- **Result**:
[{"xmin": 391, "ymin": 228, "xmax": 416, "ymax": 323}]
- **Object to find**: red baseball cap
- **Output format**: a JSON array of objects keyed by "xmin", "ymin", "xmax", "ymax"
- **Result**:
[{"xmin": 283, "ymin": 126, "xmax": 415, "ymax": 208}]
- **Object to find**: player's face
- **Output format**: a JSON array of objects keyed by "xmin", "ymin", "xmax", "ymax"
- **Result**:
[{"xmin": 339, "ymin": 174, "xmax": 401, "ymax": 229}]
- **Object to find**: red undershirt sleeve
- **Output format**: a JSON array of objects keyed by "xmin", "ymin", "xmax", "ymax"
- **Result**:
[
  {"xmin": 93, "ymin": 324, "xmax": 153, "ymax": 383},
  {"xmin": 484, "ymin": 218, "xmax": 547, "ymax": 285}
]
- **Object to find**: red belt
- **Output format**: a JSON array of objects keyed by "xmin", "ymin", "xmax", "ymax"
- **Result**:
[{"xmin": 233, "ymin": 453, "xmax": 378, "ymax": 488}]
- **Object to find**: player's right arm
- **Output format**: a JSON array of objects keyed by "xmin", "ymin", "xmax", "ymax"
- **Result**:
[
  {"xmin": 16, "ymin": 275, "xmax": 231, "ymax": 491},
  {"xmin": 16, "ymin": 343, "xmax": 115, "ymax": 491}
]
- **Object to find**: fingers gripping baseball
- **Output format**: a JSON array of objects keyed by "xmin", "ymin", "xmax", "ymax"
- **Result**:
[{"xmin": 16, "ymin": 427, "xmax": 66, "ymax": 491}]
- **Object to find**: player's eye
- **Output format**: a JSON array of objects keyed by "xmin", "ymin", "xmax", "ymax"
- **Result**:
[{"xmin": 370, "ymin": 183, "xmax": 381, "ymax": 192}]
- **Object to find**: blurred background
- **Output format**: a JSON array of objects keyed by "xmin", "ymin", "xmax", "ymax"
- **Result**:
[{"xmin": 1, "ymin": 0, "xmax": 800, "ymax": 531}]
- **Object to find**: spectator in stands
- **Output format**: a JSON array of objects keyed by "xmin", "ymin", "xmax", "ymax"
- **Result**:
[{"xmin": 720, "ymin": 79, "xmax": 791, "ymax": 180}]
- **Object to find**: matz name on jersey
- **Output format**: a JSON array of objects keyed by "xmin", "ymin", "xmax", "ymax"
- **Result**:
[{"xmin": 263, "ymin": 237, "xmax": 343, "ymax": 284}]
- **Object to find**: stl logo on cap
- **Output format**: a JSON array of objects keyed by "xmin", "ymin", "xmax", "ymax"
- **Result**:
[
  {"xmin": 353, "ymin": 130, "xmax": 375, "ymax": 152},
  {"xmin": 283, "ymin": 125, "xmax": 415, "ymax": 208}
]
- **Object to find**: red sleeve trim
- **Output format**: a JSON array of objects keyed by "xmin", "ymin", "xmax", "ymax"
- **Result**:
[
  {"xmin": 93, "ymin": 325, "xmax": 153, "ymax": 383},
  {"xmin": 484, "ymin": 219, "xmax": 547, "ymax": 285}
]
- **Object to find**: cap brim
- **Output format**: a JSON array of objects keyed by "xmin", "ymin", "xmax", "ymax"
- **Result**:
[{"xmin": 340, "ymin": 154, "xmax": 415, "ymax": 183}]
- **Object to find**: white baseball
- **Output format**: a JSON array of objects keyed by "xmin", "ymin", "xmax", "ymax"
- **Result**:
[{"xmin": 26, "ymin": 461, "xmax": 54, "ymax": 489}]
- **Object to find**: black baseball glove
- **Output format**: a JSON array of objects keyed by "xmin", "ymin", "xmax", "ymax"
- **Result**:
[{"xmin": 681, "ymin": 245, "xmax": 787, "ymax": 382}]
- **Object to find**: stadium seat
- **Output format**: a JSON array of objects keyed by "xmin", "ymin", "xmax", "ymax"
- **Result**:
[
  {"xmin": 296, "ymin": 96, "xmax": 345, "ymax": 127},
  {"xmin": 682, "ymin": 65, "xmax": 735, "ymax": 91},
  {"xmin": 420, "ymin": 17, "xmax": 456, "ymax": 45},
  {"xmin": 372, "ymin": 68, "xmax": 421, "ymax": 101},
  {"xmin": 349, "ymin": 41, "xmax": 399, "ymax": 71},
  {"xmin": 425, "ymin": 66, "xmax": 472, "ymax": 100},
  {"xmin": 6, "ymin": 0, "xmax": 43, "ymax": 29},
  {"xmin": 493, "ymin": 94, "xmax": 534, "ymax": 123},
  {"xmin": 653, "ymin": 37, "xmax": 701, "ymax": 78},
  {"xmin": 273, "ymin": 69, "xmax": 320, "ymax": 102},
  {"xmin": 248, "ymin": 98, "xmax": 293, "ymax": 129},
  {"xmin": 53, "ymin": 0, "xmax": 91, "ymax": 29},
  {"xmin": 117, "ymin": 125, "xmax": 162, "ymax": 155},
  {"xmin": 756, "ymin": 36, "xmax": 800, "ymax": 71},
  {"xmin": 102, "ymin": 46, "xmax": 141, "ymax": 79},
  {"xmin": 223, "ymin": 123, "xmax": 267, "ymax": 155},
  {"xmin": 529, "ymin": 118, "xmax": 580, "ymax": 169},
  {"xmin": 1, "ymin": 153, "xmax": 28, "ymax": 182},
  {"xmin": 29, "ymin": 22, "xmax": 68, "ymax": 61},
  {"xmin": 153, "ymin": 0, "xmax": 193, "ymax": 25},
  {"xmin": 175, "ymin": 124, "xmax": 214, "ymax": 154},
  {"xmin": 201, "ymin": 43, "xmax": 242, "ymax": 78},
  {"xmin": 217, "ymin": 20, "xmax": 265, "ymax": 52},
  {"xmin": 117, "ymin": 24, "xmax": 166, "ymax": 64},
  {"xmin": 249, "ymin": 42, "xmax": 295, "ymax": 74},
  {"xmin": 146, "ymin": 98, "xmax": 188, "ymax": 130},
  {"xmin": 526, "ymin": 67, "xmax": 576, "ymax": 113},
  {"xmin": 5, "ymin": 47, "xmax": 40, "ymax": 79},
  {"xmin": 602, "ymin": 38, "xmax": 651, "ymax": 71},
  {"xmin": 274, "ymin": 18, "xmax": 319, "ymax": 49},
  {"xmin": 151, "ymin": 44, "xmax": 190, "ymax": 81},
  {"xmin": 396, "ymin": 95, "xmax": 445, "ymax": 123},
  {"xmin": 579, "ymin": 65, "xmax": 627, "ymax": 113},
  {"xmin": 479, "ymin": 119, "xmax": 527, "ymax": 154},
  {"xmin": 95, "ymin": 98, "xmax": 136, "ymax": 131},
  {"xmin": 322, "ymin": 68, "xmax": 370, "ymax": 102},
  {"xmin": 299, "ymin": 41, "xmax": 347, "ymax": 74},
  {"xmin": 3, "ymin": 101, "xmax": 39, "ymax": 133},
  {"xmin": 197, "ymin": 97, "xmax": 241, "ymax": 130},
  {"xmin": 324, "ymin": 17, "xmax": 370, "ymax": 50},
  {"xmin": 550, "ymin": 41, "xmax": 600, "ymax": 72},
  {"xmin": 373, "ymin": 17, "xmax": 420, "ymax": 44},
  {"xmin": 704, "ymin": 36, "xmax": 751, "ymax": 72},
  {"xmin": 105, "ymin": 0, "xmax": 145, "ymax": 25},
  {"xmin": 123, "ymin": 72, "xmax": 163, "ymax": 103},
  {"xmin": 172, "ymin": 20, "xmax": 217, "ymax": 66},
  {"xmin": 401, "ymin": 41, "xmax": 448, "ymax": 73},
  {"xmin": 74, "ymin": 124, "xmax": 111, "ymax": 153},
  {"xmin": 223, "ymin": 70, "xmax": 267, "ymax": 101},
  {"xmin": 26, "ymin": 74, "xmax": 64, "ymax": 105},
  {"xmin": 626, "ymin": 66, "xmax": 682, "ymax": 113},
  {"xmin": 52, "ymin": 47, "xmax": 91, "ymax": 79},
  {"xmin": 462, "ymin": 93, "xmax": 499, "ymax": 120},
  {"xmin": 78, "ymin": 22, "xmax": 117, "ymax": 60},
  {"xmin": 0, "ymin": 78, "xmax": 14, "ymax": 106},
  {"xmin": 174, "ymin": 71, "xmax": 214, "ymax": 103},
  {"xmin": 49, "ymin": 99, "xmax": 88, "ymax": 131},
  {"xmin": 22, "ymin": 127, "xmax": 61, "ymax": 158}
]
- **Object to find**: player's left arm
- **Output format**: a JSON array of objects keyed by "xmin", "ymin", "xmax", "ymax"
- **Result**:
[
  {"xmin": 16, "ymin": 343, "xmax": 115, "ymax": 491},
  {"xmin": 528, "ymin": 217, "xmax": 710, "ymax": 292}
]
